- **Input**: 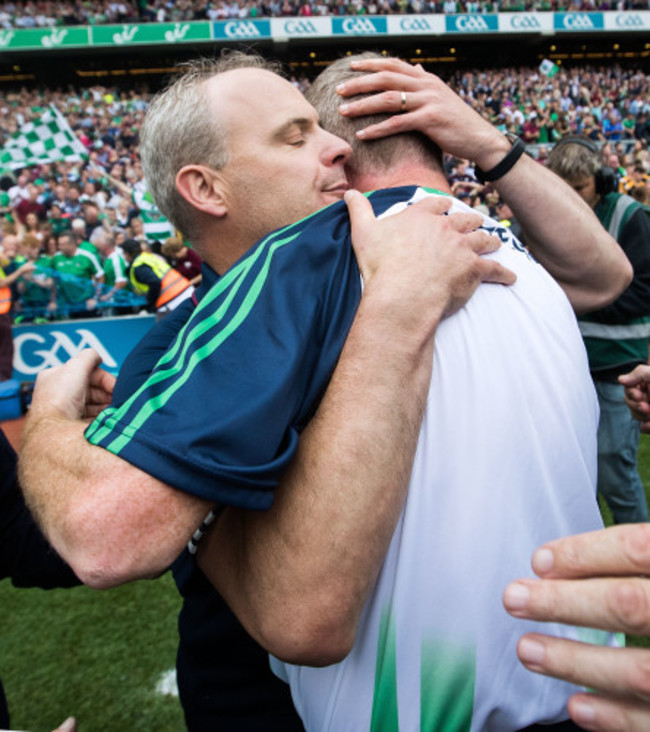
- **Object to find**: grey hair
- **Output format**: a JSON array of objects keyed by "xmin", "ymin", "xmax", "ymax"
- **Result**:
[
  {"xmin": 140, "ymin": 51, "xmax": 284, "ymax": 241},
  {"xmin": 546, "ymin": 137, "xmax": 602, "ymax": 182},
  {"xmin": 306, "ymin": 52, "xmax": 443, "ymax": 178}
]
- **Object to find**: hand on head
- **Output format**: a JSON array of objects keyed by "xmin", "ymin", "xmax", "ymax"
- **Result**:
[{"xmin": 335, "ymin": 56, "xmax": 505, "ymax": 169}]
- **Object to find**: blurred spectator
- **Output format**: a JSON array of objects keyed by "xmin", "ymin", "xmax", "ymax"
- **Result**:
[
  {"xmin": 160, "ymin": 236, "xmax": 202, "ymax": 288},
  {"xmin": 121, "ymin": 238, "xmax": 193, "ymax": 316},
  {"xmin": 13, "ymin": 183, "xmax": 45, "ymax": 225},
  {"xmin": 619, "ymin": 162, "xmax": 649, "ymax": 196},
  {"xmin": 0, "ymin": 243, "xmax": 34, "ymax": 378},
  {"xmin": 14, "ymin": 233, "xmax": 56, "ymax": 322},
  {"xmin": 495, "ymin": 198, "xmax": 523, "ymax": 243},
  {"xmin": 50, "ymin": 230, "xmax": 99, "ymax": 318},
  {"xmin": 93, "ymin": 228, "xmax": 132, "ymax": 311}
]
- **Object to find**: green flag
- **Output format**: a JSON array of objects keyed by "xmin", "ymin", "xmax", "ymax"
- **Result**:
[
  {"xmin": 539, "ymin": 58, "xmax": 559, "ymax": 78},
  {"xmin": 0, "ymin": 105, "xmax": 88, "ymax": 173},
  {"xmin": 132, "ymin": 181, "xmax": 176, "ymax": 242}
]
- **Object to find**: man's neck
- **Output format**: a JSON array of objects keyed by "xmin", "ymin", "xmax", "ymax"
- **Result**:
[{"xmin": 351, "ymin": 165, "xmax": 451, "ymax": 196}]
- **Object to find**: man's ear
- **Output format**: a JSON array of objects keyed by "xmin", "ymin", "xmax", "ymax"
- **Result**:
[{"xmin": 176, "ymin": 165, "xmax": 227, "ymax": 219}]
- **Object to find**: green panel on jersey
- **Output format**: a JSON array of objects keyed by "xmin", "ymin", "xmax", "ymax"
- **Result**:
[
  {"xmin": 576, "ymin": 626, "xmax": 624, "ymax": 648},
  {"xmin": 370, "ymin": 607, "xmax": 399, "ymax": 732},
  {"xmin": 420, "ymin": 637, "xmax": 475, "ymax": 732}
]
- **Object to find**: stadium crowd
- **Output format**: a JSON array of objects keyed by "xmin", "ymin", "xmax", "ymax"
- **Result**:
[
  {"xmin": 0, "ymin": 61, "xmax": 648, "ymax": 322},
  {"xmin": 0, "ymin": 0, "xmax": 648, "ymax": 28}
]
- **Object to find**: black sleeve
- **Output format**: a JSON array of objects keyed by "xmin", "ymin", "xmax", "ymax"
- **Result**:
[
  {"xmin": 133, "ymin": 262, "xmax": 161, "ymax": 312},
  {"xmin": 591, "ymin": 209, "xmax": 650, "ymax": 324},
  {"xmin": 0, "ymin": 430, "xmax": 80, "ymax": 589}
]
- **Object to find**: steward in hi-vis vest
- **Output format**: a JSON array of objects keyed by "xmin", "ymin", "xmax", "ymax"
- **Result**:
[
  {"xmin": 122, "ymin": 240, "xmax": 194, "ymax": 316},
  {"xmin": 547, "ymin": 136, "xmax": 650, "ymax": 524}
]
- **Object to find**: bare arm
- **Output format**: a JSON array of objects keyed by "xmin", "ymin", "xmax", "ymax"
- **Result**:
[
  {"xmin": 336, "ymin": 56, "xmax": 632, "ymax": 314},
  {"xmin": 503, "ymin": 524, "xmax": 650, "ymax": 732},
  {"xmin": 197, "ymin": 192, "xmax": 516, "ymax": 665},
  {"xmin": 0, "ymin": 261, "xmax": 36, "ymax": 287},
  {"xmin": 19, "ymin": 349, "xmax": 213, "ymax": 589}
]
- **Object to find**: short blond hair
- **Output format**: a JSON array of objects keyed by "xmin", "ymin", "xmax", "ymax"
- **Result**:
[{"xmin": 161, "ymin": 236, "xmax": 185, "ymax": 258}]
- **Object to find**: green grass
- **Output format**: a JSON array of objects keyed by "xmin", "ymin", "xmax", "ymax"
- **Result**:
[
  {"xmin": 3, "ymin": 435, "xmax": 650, "ymax": 730},
  {"xmin": 0, "ymin": 572, "xmax": 184, "ymax": 731}
]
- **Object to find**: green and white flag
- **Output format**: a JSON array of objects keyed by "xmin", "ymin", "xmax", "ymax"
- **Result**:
[
  {"xmin": 0, "ymin": 105, "xmax": 88, "ymax": 173},
  {"xmin": 133, "ymin": 181, "xmax": 175, "ymax": 242},
  {"xmin": 539, "ymin": 59, "xmax": 559, "ymax": 78}
]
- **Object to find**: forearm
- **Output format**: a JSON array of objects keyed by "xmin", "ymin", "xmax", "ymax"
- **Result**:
[
  {"xmin": 20, "ymin": 413, "xmax": 111, "ymax": 583},
  {"xmin": 200, "ymin": 286, "xmax": 436, "ymax": 665},
  {"xmin": 492, "ymin": 154, "xmax": 631, "ymax": 314},
  {"xmin": 20, "ymin": 410, "xmax": 211, "ymax": 588}
]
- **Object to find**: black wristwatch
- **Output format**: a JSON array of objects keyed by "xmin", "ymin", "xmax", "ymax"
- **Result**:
[{"xmin": 475, "ymin": 133, "xmax": 526, "ymax": 184}]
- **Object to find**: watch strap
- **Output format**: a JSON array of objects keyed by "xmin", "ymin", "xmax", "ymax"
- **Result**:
[{"xmin": 475, "ymin": 135, "xmax": 526, "ymax": 184}]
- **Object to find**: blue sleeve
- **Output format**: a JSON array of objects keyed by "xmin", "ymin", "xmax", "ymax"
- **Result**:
[
  {"xmin": 85, "ymin": 202, "xmax": 362, "ymax": 510},
  {"xmin": 113, "ymin": 299, "xmax": 194, "ymax": 406}
]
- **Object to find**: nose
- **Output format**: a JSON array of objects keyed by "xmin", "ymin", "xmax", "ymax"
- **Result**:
[{"xmin": 323, "ymin": 129, "xmax": 352, "ymax": 167}]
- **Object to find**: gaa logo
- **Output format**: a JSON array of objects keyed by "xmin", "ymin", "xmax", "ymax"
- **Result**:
[
  {"xmin": 615, "ymin": 13, "xmax": 643, "ymax": 26},
  {"xmin": 455, "ymin": 15, "xmax": 490, "ymax": 31},
  {"xmin": 562, "ymin": 13, "xmax": 595, "ymax": 28},
  {"xmin": 341, "ymin": 17, "xmax": 379, "ymax": 33},
  {"xmin": 284, "ymin": 20, "xmax": 317, "ymax": 33},
  {"xmin": 224, "ymin": 21, "xmax": 261, "ymax": 38},
  {"xmin": 400, "ymin": 17, "xmax": 433, "ymax": 32},
  {"xmin": 510, "ymin": 14, "xmax": 541, "ymax": 29},
  {"xmin": 14, "ymin": 330, "xmax": 118, "ymax": 375}
]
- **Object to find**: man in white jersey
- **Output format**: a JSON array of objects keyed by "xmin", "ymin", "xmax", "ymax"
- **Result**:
[
  {"xmin": 250, "ymin": 53, "xmax": 621, "ymax": 731},
  {"xmin": 21, "ymin": 53, "xmax": 630, "ymax": 730}
]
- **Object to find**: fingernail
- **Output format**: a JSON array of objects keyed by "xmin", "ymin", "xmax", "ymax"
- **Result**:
[
  {"xmin": 58, "ymin": 718, "xmax": 76, "ymax": 732},
  {"xmin": 518, "ymin": 637, "xmax": 545, "ymax": 665},
  {"xmin": 504, "ymin": 582, "xmax": 530, "ymax": 611},
  {"xmin": 336, "ymin": 83, "xmax": 345, "ymax": 92},
  {"xmin": 533, "ymin": 548, "xmax": 554, "ymax": 575},
  {"xmin": 339, "ymin": 103, "xmax": 349, "ymax": 115},
  {"xmin": 571, "ymin": 700, "xmax": 596, "ymax": 725},
  {"xmin": 356, "ymin": 130, "xmax": 366, "ymax": 140}
]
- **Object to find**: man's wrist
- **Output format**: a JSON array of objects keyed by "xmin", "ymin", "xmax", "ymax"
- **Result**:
[{"xmin": 475, "ymin": 134, "xmax": 526, "ymax": 184}]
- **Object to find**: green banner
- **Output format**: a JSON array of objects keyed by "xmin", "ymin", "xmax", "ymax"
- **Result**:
[
  {"xmin": 91, "ymin": 22, "xmax": 212, "ymax": 47},
  {"xmin": 0, "ymin": 26, "xmax": 89, "ymax": 50}
]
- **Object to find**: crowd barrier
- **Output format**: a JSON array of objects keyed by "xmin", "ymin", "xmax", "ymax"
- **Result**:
[{"xmin": 11, "ymin": 312, "xmax": 156, "ymax": 382}]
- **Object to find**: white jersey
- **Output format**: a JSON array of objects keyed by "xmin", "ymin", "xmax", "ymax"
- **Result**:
[{"xmin": 272, "ymin": 189, "xmax": 614, "ymax": 731}]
